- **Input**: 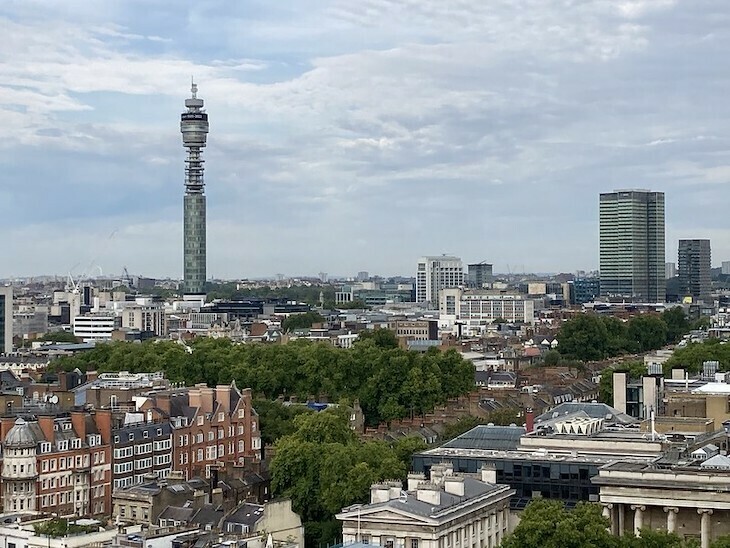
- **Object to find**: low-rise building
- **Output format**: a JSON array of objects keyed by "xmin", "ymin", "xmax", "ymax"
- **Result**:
[
  {"xmin": 439, "ymin": 289, "xmax": 536, "ymax": 336},
  {"xmin": 337, "ymin": 463, "xmax": 514, "ymax": 548}
]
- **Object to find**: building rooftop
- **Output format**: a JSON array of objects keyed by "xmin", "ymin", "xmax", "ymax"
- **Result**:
[{"xmin": 442, "ymin": 425, "xmax": 525, "ymax": 452}]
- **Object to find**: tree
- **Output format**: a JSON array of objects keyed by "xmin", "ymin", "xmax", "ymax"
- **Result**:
[
  {"xmin": 501, "ymin": 500, "xmax": 618, "ymax": 548},
  {"xmin": 623, "ymin": 529, "xmax": 699, "ymax": 548},
  {"xmin": 543, "ymin": 349, "xmax": 562, "ymax": 366},
  {"xmin": 54, "ymin": 336, "xmax": 476, "ymax": 427},
  {"xmin": 281, "ymin": 311, "xmax": 326, "ymax": 332},
  {"xmin": 38, "ymin": 331, "xmax": 79, "ymax": 343},
  {"xmin": 627, "ymin": 315, "xmax": 668, "ymax": 352},
  {"xmin": 253, "ymin": 400, "xmax": 312, "ymax": 445},
  {"xmin": 558, "ymin": 314, "xmax": 612, "ymax": 361},
  {"xmin": 356, "ymin": 328, "xmax": 399, "ymax": 349},
  {"xmin": 271, "ymin": 409, "xmax": 409, "ymax": 548},
  {"xmin": 662, "ymin": 307, "xmax": 690, "ymax": 343},
  {"xmin": 441, "ymin": 416, "xmax": 483, "ymax": 440},
  {"xmin": 664, "ymin": 339, "xmax": 730, "ymax": 374}
]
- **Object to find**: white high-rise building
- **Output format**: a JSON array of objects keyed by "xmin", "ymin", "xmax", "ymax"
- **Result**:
[
  {"xmin": 722, "ymin": 261, "xmax": 730, "ymax": 275},
  {"xmin": 416, "ymin": 255, "xmax": 464, "ymax": 304}
]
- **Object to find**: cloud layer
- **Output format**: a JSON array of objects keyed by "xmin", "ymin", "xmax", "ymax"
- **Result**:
[{"xmin": 2, "ymin": 0, "xmax": 730, "ymax": 279}]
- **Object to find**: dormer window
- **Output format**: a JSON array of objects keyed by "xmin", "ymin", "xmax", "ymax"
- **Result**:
[
  {"xmin": 143, "ymin": 431, "xmax": 149, "ymax": 439},
  {"xmin": 40, "ymin": 442, "xmax": 51, "ymax": 453},
  {"xmin": 129, "ymin": 433, "xmax": 134, "ymax": 441},
  {"xmin": 218, "ymin": 412, "xmax": 225, "ymax": 422},
  {"xmin": 71, "ymin": 439, "xmax": 81, "ymax": 449}
]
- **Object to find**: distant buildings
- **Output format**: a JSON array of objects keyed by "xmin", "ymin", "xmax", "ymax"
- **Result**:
[
  {"xmin": 73, "ymin": 313, "xmax": 116, "ymax": 342},
  {"xmin": 599, "ymin": 190, "xmax": 666, "ymax": 302},
  {"xmin": 678, "ymin": 239, "xmax": 711, "ymax": 303},
  {"xmin": 416, "ymin": 255, "xmax": 464, "ymax": 305},
  {"xmin": 439, "ymin": 288, "xmax": 536, "ymax": 335},
  {"xmin": 467, "ymin": 262, "xmax": 493, "ymax": 289},
  {"xmin": 0, "ymin": 286, "xmax": 11, "ymax": 353},
  {"xmin": 666, "ymin": 262, "xmax": 677, "ymax": 279},
  {"xmin": 569, "ymin": 278, "xmax": 600, "ymax": 305},
  {"xmin": 723, "ymin": 261, "xmax": 730, "ymax": 276}
]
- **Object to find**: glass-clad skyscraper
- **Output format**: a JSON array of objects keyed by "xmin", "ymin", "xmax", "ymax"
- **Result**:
[{"xmin": 599, "ymin": 190, "xmax": 665, "ymax": 302}]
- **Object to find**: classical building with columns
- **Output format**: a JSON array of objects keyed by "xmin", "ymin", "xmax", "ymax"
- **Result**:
[
  {"xmin": 336, "ymin": 463, "xmax": 514, "ymax": 548},
  {"xmin": 593, "ymin": 460, "xmax": 730, "ymax": 548}
]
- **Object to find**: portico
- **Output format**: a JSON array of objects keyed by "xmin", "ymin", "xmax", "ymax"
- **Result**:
[{"xmin": 593, "ymin": 461, "xmax": 730, "ymax": 548}]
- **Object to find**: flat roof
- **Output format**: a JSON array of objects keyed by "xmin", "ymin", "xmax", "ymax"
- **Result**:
[{"xmin": 417, "ymin": 446, "xmax": 655, "ymax": 466}]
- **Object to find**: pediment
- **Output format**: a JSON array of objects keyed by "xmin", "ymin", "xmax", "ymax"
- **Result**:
[{"xmin": 341, "ymin": 506, "xmax": 434, "ymax": 526}]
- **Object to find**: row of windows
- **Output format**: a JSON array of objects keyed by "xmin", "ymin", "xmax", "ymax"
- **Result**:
[
  {"xmin": 40, "ymin": 436, "xmax": 101, "ymax": 453},
  {"xmin": 182, "ymin": 440, "xmax": 246, "ymax": 464},
  {"xmin": 41, "ymin": 490, "xmax": 85, "ymax": 507},
  {"xmin": 40, "ymin": 452, "xmax": 99, "ymax": 473},
  {"xmin": 113, "ymin": 429, "xmax": 167, "ymax": 443}
]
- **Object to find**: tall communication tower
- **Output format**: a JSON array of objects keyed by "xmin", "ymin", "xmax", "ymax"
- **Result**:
[{"xmin": 181, "ymin": 80, "xmax": 209, "ymax": 296}]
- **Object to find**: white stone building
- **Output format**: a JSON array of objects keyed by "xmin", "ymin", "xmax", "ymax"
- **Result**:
[
  {"xmin": 593, "ymin": 460, "xmax": 730, "ymax": 548},
  {"xmin": 73, "ymin": 313, "xmax": 116, "ymax": 342},
  {"xmin": 1, "ymin": 418, "xmax": 39, "ymax": 512},
  {"xmin": 416, "ymin": 256, "xmax": 464, "ymax": 305},
  {"xmin": 438, "ymin": 289, "xmax": 536, "ymax": 335},
  {"xmin": 336, "ymin": 463, "xmax": 514, "ymax": 548}
]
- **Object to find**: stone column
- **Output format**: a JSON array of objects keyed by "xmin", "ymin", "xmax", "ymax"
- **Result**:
[
  {"xmin": 602, "ymin": 503, "xmax": 615, "ymax": 534},
  {"xmin": 618, "ymin": 504, "xmax": 625, "ymax": 537},
  {"xmin": 631, "ymin": 505, "xmax": 646, "ymax": 536},
  {"xmin": 698, "ymin": 509, "xmax": 713, "ymax": 548},
  {"xmin": 663, "ymin": 507, "xmax": 679, "ymax": 533}
]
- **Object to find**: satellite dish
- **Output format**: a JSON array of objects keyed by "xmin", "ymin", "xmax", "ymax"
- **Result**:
[{"xmin": 50, "ymin": 395, "xmax": 59, "ymax": 404}]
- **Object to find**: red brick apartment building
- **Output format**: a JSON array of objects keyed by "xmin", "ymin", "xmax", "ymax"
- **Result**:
[
  {"xmin": 0, "ymin": 409, "xmax": 112, "ymax": 516},
  {"xmin": 140, "ymin": 382, "xmax": 261, "ymax": 479}
]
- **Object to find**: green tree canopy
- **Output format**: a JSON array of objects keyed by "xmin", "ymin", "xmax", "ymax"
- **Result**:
[
  {"xmin": 558, "ymin": 313, "xmax": 675, "ymax": 362},
  {"xmin": 281, "ymin": 311, "xmax": 326, "ymax": 332},
  {"xmin": 38, "ymin": 331, "xmax": 80, "ymax": 343},
  {"xmin": 662, "ymin": 307, "xmax": 691, "ymax": 344},
  {"xmin": 664, "ymin": 339, "xmax": 730, "ymax": 374},
  {"xmin": 53, "ymin": 338, "xmax": 475, "ymax": 427},
  {"xmin": 502, "ymin": 500, "xmax": 618, "ymax": 548},
  {"xmin": 356, "ymin": 328, "xmax": 400, "ymax": 349},
  {"xmin": 270, "ymin": 409, "xmax": 414, "ymax": 547}
]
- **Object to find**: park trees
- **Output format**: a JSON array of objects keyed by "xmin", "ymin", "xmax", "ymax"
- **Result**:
[
  {"xmin": 270, "ymin": 408, "xmax": 424, "ymax": 547},
  {"xmin": 53, "ymin": 337, "xmax": 475, "ymax": 427}
]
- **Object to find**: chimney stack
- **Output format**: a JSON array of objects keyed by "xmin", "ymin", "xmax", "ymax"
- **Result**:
[
  {"xmin": 71, "ymin": 410, "xmax": 86, "ymax": 439},
  {"xmin": 525, "ymin": 407, "xmax": 534, "ymax": 433},
  {"xmin": 38, "ymin": 415, "xmax": 55, "ymax": 442}
]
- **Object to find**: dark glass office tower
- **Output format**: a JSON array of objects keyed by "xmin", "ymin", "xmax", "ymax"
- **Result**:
[
  {"xmin": 678, "ymin": 239, "xmax": 711, "ymax": 303},
  {"xmin": 599, "ymin": 190, "xmax": 665, "ymax": 302}
]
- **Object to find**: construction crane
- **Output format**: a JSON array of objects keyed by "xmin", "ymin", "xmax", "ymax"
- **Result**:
[{"xmin": 122, "ymin": 266, "xmax": 134, "ymax": 288}]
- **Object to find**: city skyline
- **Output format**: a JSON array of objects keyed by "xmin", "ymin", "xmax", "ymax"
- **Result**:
[{"xmin": 3, "ymin": 1, "xmax": 730, "ymax": 278}]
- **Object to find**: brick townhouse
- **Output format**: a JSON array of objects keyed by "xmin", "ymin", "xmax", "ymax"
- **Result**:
[
  {"xmin": 112, "ymin": 420, "xmax": 173, "ymax": 489},
  {"xmin": 0, "ymin": 409, "xmax": 112, "ymax": 516},
  {"xmin": 140, "ymin": 381, "xmax": 261, "ymax": 479}
]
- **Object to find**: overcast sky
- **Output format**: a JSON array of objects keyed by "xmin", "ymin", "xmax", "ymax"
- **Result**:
[{"xmin": 2, "ymin": 0, "xmax": 729, "ymax": 280}]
